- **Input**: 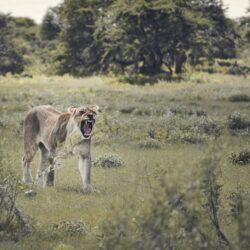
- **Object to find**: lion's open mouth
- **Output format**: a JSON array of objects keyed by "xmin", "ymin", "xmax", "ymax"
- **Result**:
[{"xmin": 81, "ymin": 119, "xmax": 95, "ymax": 138}]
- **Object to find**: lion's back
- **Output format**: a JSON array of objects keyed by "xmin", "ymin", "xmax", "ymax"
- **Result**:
[{"xmin": 23, "ymin": 106, "xmax": 62, "ymax": 149}]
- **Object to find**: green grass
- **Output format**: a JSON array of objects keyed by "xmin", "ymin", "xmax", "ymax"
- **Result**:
[{"xmin": 0, "ymin": 73, "xmax": 249, "ymax": 249}]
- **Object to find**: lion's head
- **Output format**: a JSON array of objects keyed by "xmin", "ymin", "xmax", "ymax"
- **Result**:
[{"xmin": 68, "ymin": 105, "xmax": 99, "ymax": 139}]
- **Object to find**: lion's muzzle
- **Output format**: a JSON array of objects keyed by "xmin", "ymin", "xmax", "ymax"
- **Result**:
[{"xmin": 80, "ymin": 116, "xmax": 95, "ymax": 139}]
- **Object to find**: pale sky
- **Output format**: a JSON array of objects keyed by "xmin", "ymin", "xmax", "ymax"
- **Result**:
[{"xmin": 0, "ymin": 0, "xmax": 249, "ymax": 24}]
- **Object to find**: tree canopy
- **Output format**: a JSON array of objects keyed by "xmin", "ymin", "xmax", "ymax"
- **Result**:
[
  {"xmin": 47, "ymin": 0, "xmax": 238, "ymax": 76},
  {"xmin": 0, "ymin": 0, "xmax": 243, "ymax": 76},
  {"xmin": 0, "ymin": 13, "xmax": 25, "ymax": 75}
]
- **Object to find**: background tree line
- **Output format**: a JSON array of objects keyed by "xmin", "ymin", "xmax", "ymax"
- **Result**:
[{"xmin": 0, "ymin": 0, "xmax": 249, "ymax": 77}]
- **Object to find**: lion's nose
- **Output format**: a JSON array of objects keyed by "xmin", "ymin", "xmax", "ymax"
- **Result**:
[{"xmin": 87, "ymin": 114, "xmax": 93, "ymax": 119}]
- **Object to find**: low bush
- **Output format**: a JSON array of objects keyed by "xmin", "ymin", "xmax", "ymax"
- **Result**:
[
  {"xmin": 122, "ymin": 73, "xmax": 171, "ymax": 85},
  {"xmin": 227, "ymin": 64, "xmax": 250, "ymax": 76},
  {"xmin": 227, "ymin": 112, "xmax": 250, "ymax": 131},
  {"xmin": 133, "ymin": 108, "xmax": 151, "ymax": 116},
  {"xmin": 228, "ymin": 94, "xmax": 250, "ymax": 102},
  {"xmin": 197, "ymin": 117, "xmax": 222, "ymax": 137},
  {"xmin": 97, "ymin": 144, "xmax": 246, "ymax": 249},
  {"xmin": 169, "ymin": 106, "xmax": 207, "ymax": 117},
  {"xmin": 51, "ymin": 220, "xmax": 87, "ymax": 237},
  {"xmin": 0, "ymin": 177, "xmax": 31, "ymax": 241},
  {"xmin": 178, "ymin": 130, "xmax": 208, "ymax": 144},
  {"xmin": 119, "ymin": 106, "xmax": 136, "ymax": 114},
  {"xmin": 166, "ymin": 116, "xmax": 221, "ymax": 144},
  {"xmin": 138, "ymin": 138, "xmax": 163, "ymax": 149},
  {"xmin": 93, "ymin": 154, "xmax": 125, "ymax": 168},
  {"xmin": 229, "ymin": 150, "xmax": 250, "ymax": 165}
]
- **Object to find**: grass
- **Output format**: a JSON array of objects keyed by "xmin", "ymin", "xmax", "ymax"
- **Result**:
[{"xmin": 0, "ymin": 72, "xmax": 249, "ymax": 249}]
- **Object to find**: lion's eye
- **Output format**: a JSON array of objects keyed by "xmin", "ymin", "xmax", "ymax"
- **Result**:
[{"xmin": 79, "ymin": 111, "xmax": 85, "ymax": 115}]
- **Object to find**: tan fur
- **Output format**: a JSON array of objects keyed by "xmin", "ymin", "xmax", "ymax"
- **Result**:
[{"xmin": 22, "ymin": 105, "xmax": 98, "ymax": 192}]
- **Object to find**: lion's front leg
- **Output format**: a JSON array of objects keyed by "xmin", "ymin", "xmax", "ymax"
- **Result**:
[{"xmin": 78, "ymin": 155, "xmax": 93, "ymax": 193}]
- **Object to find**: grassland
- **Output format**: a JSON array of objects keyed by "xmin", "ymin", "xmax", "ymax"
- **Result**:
[{"xmin": 0, "ymin": 72, "xmax": 249, "ymax": 249}]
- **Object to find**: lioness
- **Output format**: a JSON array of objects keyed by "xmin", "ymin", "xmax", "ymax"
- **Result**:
[{"xmin": 22, "ymin": 105, "xmax": 98, "ymax": 193}]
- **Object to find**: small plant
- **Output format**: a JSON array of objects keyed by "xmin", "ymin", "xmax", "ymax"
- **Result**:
[
  {"xmin": 51, "ymin": 220, "xmax": 87, "ymax": 236},
  {"xmin": 198, "ymin": 117, "xmax": 222, "ymax": 137},
  {"xmin": 200, "ymin": 142, "xmax": 230, "ymax": 246},
  {"xmin": 0, "ymin": 177, "xmax": 31, "ymax": 240},
  {"xmin": 228, "ymin": 191, "xmax": 250, "ymax": 250},
  {"xmin": 138, "ymin": 138, "xmax": 163, "ymax": 149},
  {"xmin": 119, "ymin": 106, "xmax": 136, "ymax": 114},
  {"xmin": 229, "ymin": 150, "xmax": 250, "ymax": 165},
  {"xmin": 228, "ymin": 94, "xmax": 250, "ymax": 102},
  {"xmin": 93, "ymin": 154, "xmax": 125, "ymax": 168},
  {"xmin": 169, "ymin": 106, "xmax": 206, "ymax": 117},
  {"xmin": 227, "ymin": 64, "xmax": 249, "ymax": 76},
  {"xmin": 179, "ymin": 131, "xmax": 208, "ymax": 144},
  {"xmin": 0, "ymin": 145, "xmax": 31, "ymax": 241},
  {"xmin": 228, "ymin": 112, "xmax": 250, "ymax": 131}
]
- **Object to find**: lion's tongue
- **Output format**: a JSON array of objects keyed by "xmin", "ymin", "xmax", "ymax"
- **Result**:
[{"xmin": 84, "ymin": 123, "xmax": 92, "ymax": 134}]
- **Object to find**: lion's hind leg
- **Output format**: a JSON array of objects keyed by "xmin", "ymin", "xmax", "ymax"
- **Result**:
[
  {"xmin": 46, "ymin": 157, "xmax": 55, "ymax": 187},
  {"xmin": 22, "ymin": 145, "xmax": 37, "ymax": 184},
  {"xmin": 22, "ymin": 111, "xmax": 39, "ymax": 184},
  {"xmin": 37, "ymin": 143, "xmax": 48, "ymax": 187},
  {"xmin": 37, "ymin": 143, "xmax": 55, "ymax": 187}
]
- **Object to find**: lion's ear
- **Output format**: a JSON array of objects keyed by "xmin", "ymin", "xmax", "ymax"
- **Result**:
[
  {"xmin": 67, "ymin": 107, "xmax": 77, "ymax": 114},
  {"xmin": 90, "ymin": 105, "xmax": 100, "ymax": 113}
]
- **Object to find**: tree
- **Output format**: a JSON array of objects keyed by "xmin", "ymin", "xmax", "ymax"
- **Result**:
[
  {"xmin": 0, "ymin": 13, "xmax": 24, "ymax": 75},
  {"xmin": 53, "ymin": 0, "xmax": 238, "ymax": 76},
  {"xmin": 54, "ymin": 0, "xmax": 102, "ymax": 75},
  {"xmin": 40, "ymin": 7, "xmax": 61, "ymax": 41},
  {"xmin": 94, "ymin": 0, "xmax": 238, "ymax": 75}
]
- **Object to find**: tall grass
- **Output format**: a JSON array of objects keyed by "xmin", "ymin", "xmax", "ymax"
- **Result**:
[{"xmin": 0, "ymin": 73, "xmax": 249, "ymax": 249}]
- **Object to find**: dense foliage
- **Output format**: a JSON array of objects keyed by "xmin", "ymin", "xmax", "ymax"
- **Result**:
[
  {"xmin": 48, "ymin": 0, "xmax": 238, "ymax": 76},
  {"xmin": 0, "ymin": 13, "xmax": 24, "ymax": 75},
  {"xmin": 0, "ymin": 13, "xmax": 41, "ymax": 75},
  {"xmin": 0, "ymin": 0, "xmax": 249, "ymax": 77}
]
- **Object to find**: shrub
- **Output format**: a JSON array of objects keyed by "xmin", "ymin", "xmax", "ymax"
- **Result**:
[
  {"xmin": 227, "ymin": 64, "xmax": 250, "ymax": 76},
  {"xmin": 0, "ymin": 13, "xmax": 25, "ymax": 75},
  {"xmin": 169, "ymin": 106, "xmax": 207, "ymax": 117},
  {"xmin": 197, "ymin": 117, "xmax": 222, "ymax": 137},
  {"xmin": 0, "ymin": 177, "xmax": 31, "ymax": 241},
  {"xmin": 179, "ymin": 130, "xmax": 208, "ymax": 144},
  {"xmin": 229, "ymin": 150, "xmax": 250, "ymax": 165},
  {"xmin": 133, "ymin": 108, "xmax": 151, "ymax": 116},
  {"xmin": 122, "ymin": 74, "xmax": 155, "ymax": 85},
  {"xmin": 227, "ymin": 112, "xmax": 250, "ymax": 131},
  {"xmin": 148, "ymin": 127, "xmax": 169, "ymax": 141},
  {"xmin": 119, "ymin": 106, "xmax": 136, "ymax": 114},
  {"xmin": 167, "ymin": 116, "xmax": 221, "ymax": 144},
  {"xmin": 200, "ymin": 143, "xmax": 230, "ymax": 246},
  {"xmin": 228, "ymin": 94, "xmax": 250, "ymax": 102},
  {"xmin": 51, "ymin": 220, "xmax": 87, "ymax": 236},
  {"xmin": 228, "ymin": 191, "xmax": 250, "ymax": 250},
  {"xmin": 97, "ymin": 183, "xmax": 219, "ymax": 250},
  {"xmin": 138, "ymin": 138, "xmax": 163, "ymax": 149},
  {"xmin": 93, "ymin": 154, "xmax": 125, "ymax": 168}
]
